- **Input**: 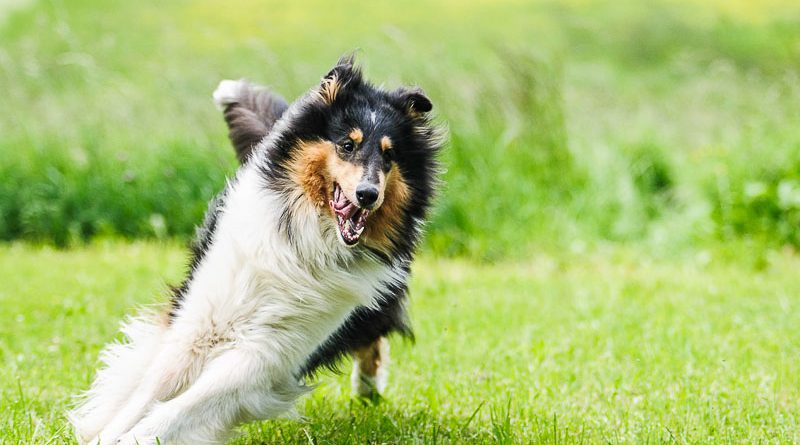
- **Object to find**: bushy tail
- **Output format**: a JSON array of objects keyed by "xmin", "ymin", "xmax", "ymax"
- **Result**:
[
  {"xmin": 213, "ymin": 79, "xmax": 289, "ymax": 164},
  {"xmin": 68, "ymin": 315, "xmax": 167, "ymax": 443}
]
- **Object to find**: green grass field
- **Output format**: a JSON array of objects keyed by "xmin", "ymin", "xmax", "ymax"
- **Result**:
[
  {"xmin": 3, "ymin": 0, "xmax": 800, "ymax": 443},
  {"xmin": 2, "ymin": 242, "xmax": 800, "ymax": 444}
]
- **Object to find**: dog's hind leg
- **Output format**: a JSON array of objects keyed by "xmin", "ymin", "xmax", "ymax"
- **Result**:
[
  {"xmin": 116, "ymin": 348, "xmax": 303, "ymax": 445},
  {"xmin": 213, "ymin": 79, "xmax": 288, "ymax": 163},
  {"xmin": 68, "ymin": 316, "xmax": 168, "ymax": 444},
  {"xmin": 351, "ymin": 336, "xmax": 390, "ymax": 400},
  {"xmin": 88, "ymin": 332, "xmax": 206, "ymax": 445}
]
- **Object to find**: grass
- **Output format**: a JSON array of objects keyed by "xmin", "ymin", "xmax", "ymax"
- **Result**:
[
  {"xmin": 2, "ymin": 241, "xmax": 800, "ymax": 444},
  {"xmin": 1, "ymin": 0, "xmax": 800, "ymax": 256}
]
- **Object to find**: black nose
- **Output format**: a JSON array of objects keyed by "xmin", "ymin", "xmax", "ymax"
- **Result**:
[{"xmin": 355, "ymin": 184, "xmax": 379, "ymax": 207}]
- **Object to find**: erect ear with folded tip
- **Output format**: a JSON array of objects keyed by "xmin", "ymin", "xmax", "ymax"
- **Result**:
[
  {"xmin": 319, "ymin": 56, "xmax": 362, "ymax": 105},
  {"xmin": 392, "ymin": 86, "xmax": 433, "ymax": 115}
]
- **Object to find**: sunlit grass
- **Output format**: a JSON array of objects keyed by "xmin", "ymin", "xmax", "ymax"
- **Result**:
[{"xmin": 1, "ymin": 242, "xmax": 799, "ymax": 443}]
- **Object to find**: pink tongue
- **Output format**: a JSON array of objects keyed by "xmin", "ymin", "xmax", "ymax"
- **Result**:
[
  {"xmin": 332, "ymin": 185, "xmax": 345, "ymax": 208},
  {"xmin": 332, "ymin": 185, "xmax": 357, "ymax": 218},
  {"xmin": 337, "ymin": 203, "xmax": 357, "ymax": 220},
  {"xmin": 333, "ymin": 199, "xmax": 350, "ymax": 210}
]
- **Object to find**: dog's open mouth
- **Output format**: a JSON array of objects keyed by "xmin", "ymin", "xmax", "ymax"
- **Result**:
[{"xmin": 330, "ymin": 183, "xmax": 370, "ymax": 246}]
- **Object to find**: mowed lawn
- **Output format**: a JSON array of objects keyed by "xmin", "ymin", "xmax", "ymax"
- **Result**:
[{"xmin": 1, "ymin": 242, "xmax": 799, "ymax": 444}]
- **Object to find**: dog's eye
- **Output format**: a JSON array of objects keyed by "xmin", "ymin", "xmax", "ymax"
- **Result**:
[{"xmin": 341, "ymin": 141, "xmax": 355, "ymax": 153}]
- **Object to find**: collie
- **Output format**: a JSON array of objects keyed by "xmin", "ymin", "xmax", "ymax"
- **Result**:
[{"xmin": 68, "ymin": 55, "xmax": 443, "ymax": 445}]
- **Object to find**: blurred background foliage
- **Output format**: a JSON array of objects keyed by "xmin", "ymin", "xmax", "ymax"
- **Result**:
[{"xmin": 1, "ymin": 0, "xmax": 799, "ymax": 258}]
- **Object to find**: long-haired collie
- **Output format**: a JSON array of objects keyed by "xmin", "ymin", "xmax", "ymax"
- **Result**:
[{"xmin": 69, "ymin": 55, "xmax": 443, "ymax": 445}]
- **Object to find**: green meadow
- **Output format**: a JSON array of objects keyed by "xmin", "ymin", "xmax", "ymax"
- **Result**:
[
  {"xmin": 1, "ymin": 0, "xmax": 800, "ymax": 443},
  {"xmin": 3, "ymin": 242, "xmax": 800, "ymax": 444}
]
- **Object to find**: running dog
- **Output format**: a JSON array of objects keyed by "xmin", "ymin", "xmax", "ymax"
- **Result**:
[{"xmin": 69, "ymin": 55, "xmax": 443, "ymax": 445}]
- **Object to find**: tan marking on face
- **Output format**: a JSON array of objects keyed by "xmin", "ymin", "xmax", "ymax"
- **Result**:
[
  {"xmin": 287, "ymin": 140, "xmax": 404, "ymax": 247},
  {"xmin": 363, "ymin": 166, "xmax": 410, "ymax": 253},
  {"xmin": 287, "ymin": 140, "xmax": 334, "ymax": 209},
  {"xmin": 317, "ymin": 74, "xmax": 341, "ymax": 105},
  {"xmin": 327, "ymin": 153, "xmax": 364, "ymax": 205},
  {"xmin": 380, "ymin": 135, "xmax": 393, "ymax": 152},
  {"xmin": 349, "ymin": 128, "xmax": 364, "ymax": 145}
]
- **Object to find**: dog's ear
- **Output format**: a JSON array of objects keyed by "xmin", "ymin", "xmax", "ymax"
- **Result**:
[
  {"xmin": 392, "ymin": 86, "xmax": 433, "ymax": 115},
  {"xmin": 318, "ymin": 54, "xmax": 362, "ymax": 105}
]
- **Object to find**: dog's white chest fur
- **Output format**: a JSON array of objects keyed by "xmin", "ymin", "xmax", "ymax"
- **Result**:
[{"xmin": 176, "ymin": 165, "xmax": 398, "ymax": 365}]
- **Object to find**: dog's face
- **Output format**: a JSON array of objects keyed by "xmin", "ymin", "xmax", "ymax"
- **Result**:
[
  {"xmin": 284, "ymin": 59, "xmax": 436, "ymax": 252},
  {"xmin": 326, "ymin": 124, "xmax": 396, "ymax": 246}
]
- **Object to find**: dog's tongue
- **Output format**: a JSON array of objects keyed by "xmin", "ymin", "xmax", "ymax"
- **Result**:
[
  {"xmin": 331, "ymin": 185, "xmax": 357, "ymax": 219},
  {"xmin": 336, "ymin": 203, "xmax": 357, "ymax": 220},
  {"xmin": 329, "ymin": 183, "xmax": 371, "ymax": 245}
]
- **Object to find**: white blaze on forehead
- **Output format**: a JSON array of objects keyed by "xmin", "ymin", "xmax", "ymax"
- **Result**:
[{"xmin": 370, "ymin": 110, "xmax": 377, "ymax": 125}]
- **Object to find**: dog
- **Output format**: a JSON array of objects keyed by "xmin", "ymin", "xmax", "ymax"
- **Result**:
[{"xmin": 69, "ymin": 55, "xmax": 443, "ymax": 445}]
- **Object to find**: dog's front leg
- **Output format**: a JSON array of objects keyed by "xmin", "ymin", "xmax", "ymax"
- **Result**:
[{"xmin": 118, "ymin": 348, "xmax": 296, "ymax": 445}]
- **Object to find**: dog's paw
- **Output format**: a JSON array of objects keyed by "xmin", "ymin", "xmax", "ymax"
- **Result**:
[
  {"xmin": 115, "ymin": 431, "xmax": 159, "ymax": 445},
  {"xmin": 88, "ymin": 433, "xmax": 124, "ymax": 445},
  {"xmin": 352, "ymin": 374, "xmax": 384, "ymax": 403},
  {"xmin": 213, "ymin": 79, "xmax": 246, "ymax": 110}
]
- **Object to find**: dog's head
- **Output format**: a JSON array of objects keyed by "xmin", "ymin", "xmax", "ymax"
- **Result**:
[{"xmin": 271, "ymin": 56, "xmax": 441, "ymax": 255}]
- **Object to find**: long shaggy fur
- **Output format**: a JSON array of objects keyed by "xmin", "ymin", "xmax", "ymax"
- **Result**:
[
  {"xmin": 69, "ymin": 315, "xmax": 168, "ymax": 442},
  {"xmin": 69, "ymin": 55, "xmax": 443, "ymax": 445}
]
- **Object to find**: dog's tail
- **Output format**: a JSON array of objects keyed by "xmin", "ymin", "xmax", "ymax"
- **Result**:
[{"xmin": 213, "ymin": 79, "xmax": 289, "ymax": 164}]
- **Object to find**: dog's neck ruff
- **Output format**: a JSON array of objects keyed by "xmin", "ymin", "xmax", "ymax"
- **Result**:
[{"xmin": 172, "ymin": 163, "xmax": 403, "ymax": 368}]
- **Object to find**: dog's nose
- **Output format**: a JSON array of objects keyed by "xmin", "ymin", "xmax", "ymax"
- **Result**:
[{"xmin": 355, "ymin": 184, "xmax": 379, "ymax": 208}]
